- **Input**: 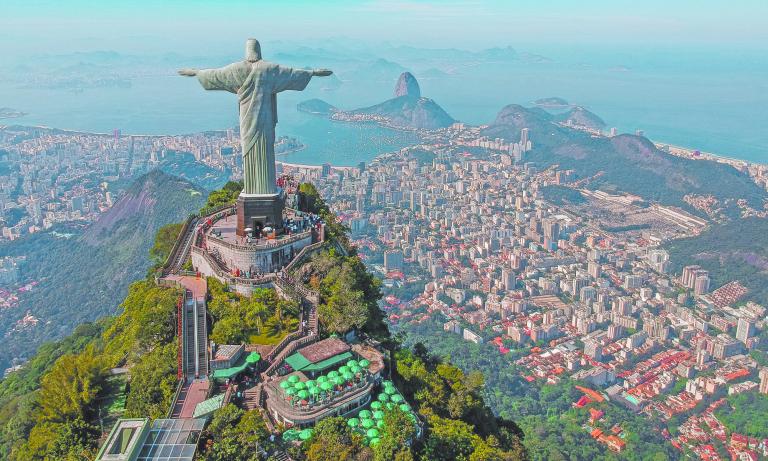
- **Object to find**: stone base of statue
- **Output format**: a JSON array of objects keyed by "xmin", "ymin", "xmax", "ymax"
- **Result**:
[{"xmin": 236, "ymin": 193, "xmax": 285, "ymax": 237}]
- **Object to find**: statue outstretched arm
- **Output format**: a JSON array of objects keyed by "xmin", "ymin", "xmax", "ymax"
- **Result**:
[
  {"xmin": 273, "ymin": 65, "xmax": 331, "ymax": 93},
  {"xmin": 183, "ymin": 63, "xmax": 243, "ymax": 93}
]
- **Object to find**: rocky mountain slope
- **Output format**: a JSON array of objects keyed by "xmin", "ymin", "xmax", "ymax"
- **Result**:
[
  {"xmin": 0, "ymin": 170, "xmax": 206, "ymax": 370},
  {"xmin": 350, "ymin": 72, "xmax": 455, "ymax": 129},
  {"xmin": 298, "ymin": 72, "xmax": 455, "ymax": 130}
]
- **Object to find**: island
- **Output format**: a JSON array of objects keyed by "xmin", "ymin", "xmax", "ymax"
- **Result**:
[{"xmin": 0, "ymin": 108, "xmax": 27, "ymax": 120}]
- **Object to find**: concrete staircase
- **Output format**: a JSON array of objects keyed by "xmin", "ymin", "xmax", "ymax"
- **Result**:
[{"xmin": 243, "ymin": 384, "xmax": 262, "ymax": 411}]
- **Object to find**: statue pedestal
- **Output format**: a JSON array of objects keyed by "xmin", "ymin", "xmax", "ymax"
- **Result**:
[{"xmin": 236, "ymin": 193, "xmax": 285, "ymax": 237}]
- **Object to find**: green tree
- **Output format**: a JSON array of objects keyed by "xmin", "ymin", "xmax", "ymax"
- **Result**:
[
  {"xmin": 124, "ymin": 342, "xmax": 178, "ymax": 419},
  {"xmin": 149, "ymin": 222, "xmax": 184, "ymax": 266},
  {"xmin": 305, "ymin": 417, "xmax": 372, "ymax": 461},
  {"xmin": 373, "ymin": 408, "xmax": 416, "ymax": 461},
  {"xmin": 202, "ymin": 405, "xmax": 271, "ymax": 461}
]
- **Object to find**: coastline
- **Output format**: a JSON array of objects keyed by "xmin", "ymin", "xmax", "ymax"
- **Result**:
[
  {"xmin": 652, "ymin": 141, "xmax": 763, "ymax": 167},
  {"xmin": 3, "ymin": 122, "xmax": 762, "ymax": 170}
]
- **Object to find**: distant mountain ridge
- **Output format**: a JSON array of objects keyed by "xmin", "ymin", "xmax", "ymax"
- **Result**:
[{"xmin": 482, "ymin": 104, "xmax": 766, "ymax": 212}]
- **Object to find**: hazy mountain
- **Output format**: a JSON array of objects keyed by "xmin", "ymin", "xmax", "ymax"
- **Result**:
[
  {"xmin": 482, "ymin": 104, "xmax": 569, "ymax": 147},
  {"xmin": 533, "ymin": 97, "xmax": 571, "ymax": 108},
  {"xmin": 483, "ymin": 104, "xmax": 767, "ymax": 211},
  {"xmin": 418, "ymin": 67, "xmax": 451, "ymax": 79},
  {"xmin": 297, "ymin": 98, "xmax": 339, "ymax": 116},
  {"xmin": 393, "ymin": 72, "xmax": 421, "ymax": 98},
  {"xmin": 554, "ymin": 106, "xmax": 606, "ymax": 130},
  {"xmin": 350, "ymin": 72, "xmax": 455, "ymax": 129},
  {"xmin": 343, "ymin": 58, "xmax": 409, "ymax": 83},
  {"xmin": 0, "ymin": 170, "xmax": 206, "ymax": 370}
]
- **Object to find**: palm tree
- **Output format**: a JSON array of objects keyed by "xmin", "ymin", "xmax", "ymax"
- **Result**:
[{"xmin": 246, "ymin": 300, "xmax": 269, "ymax": 335}]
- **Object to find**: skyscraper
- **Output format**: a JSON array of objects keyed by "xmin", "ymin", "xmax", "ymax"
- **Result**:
[
  {"xmin": 383, "ymin": 249, "xmax": 404, "ymax": 272},
  {"xmin": 520, "ymin": 128, "xmax": 530, "ymax": 152},
  {"xmin": 760, "ymin": 368, "xmax": 768, "ymax": 395},
  {"xmin": 736, "ymin": 318, "xmax": 755, "ymax": 343}
]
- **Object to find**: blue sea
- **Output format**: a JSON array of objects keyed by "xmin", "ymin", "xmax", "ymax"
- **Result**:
[{"xmin": 1, "ymin": 46, "xmax": 766, "ymax": 165}]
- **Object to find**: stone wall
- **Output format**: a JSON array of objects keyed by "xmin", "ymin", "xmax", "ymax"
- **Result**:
[{"xmin": 206, "ymin": 233, "xmax": 312, "ymax": 275}]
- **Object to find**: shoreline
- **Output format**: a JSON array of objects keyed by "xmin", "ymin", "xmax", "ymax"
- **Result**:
[
  {"xmin": 3, "ymin": 122, "xmax": 763, "ymax": 170},
  {"xmin": 651, "ymin": 141, "xmax": 763, "ymax": 167}
]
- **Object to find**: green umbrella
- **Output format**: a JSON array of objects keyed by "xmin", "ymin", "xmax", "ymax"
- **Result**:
[
  {"xmin": 350, "ymin": 365, "xmax": 362, "ymax": 374},
  {"xmin": 285, "ymin": 387, "xmax": 297, "ymax": 396},
  {"xmin": 384, "ymin": 386, "xmax": 396, "ymax": 395},
  {"xmin": 320, "ymin": 381, "xmax": 333, "ymax": 391},
  {"xmin": 382, "ymin": 380, "xmax": 393, "ymax": 387},
  {"xmin": 309, "ymin": 386, "xmax": 321, "ymax": 395},
  {"xmin": 391, "ymin": 394, "xmax": 404, "ymax": 403},
  {"xmin": 333, "ymin": 376, "xmax": 345, "ymax": 386},
  {"xmin": 288, "ymin": 375, "xmax": 300, "ymax": 384},
  {"xmin": 361, "ymin": 418, "xmax": 375, "ymax": 429},
  {"xmin": 317, "ymin": 375, "xmax": 328, "ymax": 383},
  {"xmin": 297, "ymin": 390, "xmax": 309, "ymax": 400},
  {"xmin": 343, "ymin": 372, "xmax": 354, "ymax": 381},
  {"xmin": 378, "ymin": 393, "xmax": 390, "ymax": 402},
  {"xmin": 347, "ymin": 359, "xmax": 359, "ymax": 368},
  {"xmin": 370, "ymin": 437, "xmax": 381, "ymax": 446},
  {"xmin": 348, "ymin": 418, "xmax": 360, "ymax": 428},
  {"xmin": 282, "ymin": 429, "xmax": 299, "ymax": 441},
  {"xmin": 370, "ymin": 401, "xmax": 383, "ymax": 410},
  {"xmin": 366, "ymin": 428, "xmax": 380, "ymax": 438},
  {"xmin": 299, "ymin": 429, "xmax": 313, "ymax": 441},
  {"xmin": 386, "ymin": 402, "xmax": 394, "ymax": 410},
  {"xmin": 377, "ymin": 420, "xmax": 385, "ymax": 429},
  {"xmin": 306, "ymin": 380, "xmax": 316, "ymax": 388},
  {"xmin": 280, "ymin": 380, "xmax": 291, "ymax": 389},
  {"xmin": 338, "ymin": 366, "xmax": 350, "ymax": 375},
  {"xmin": 359, "ymin": 410, "xmax": 372, "ymax": 419},
  {"xmin": 328, "ymin": 371, "xmax": 340, "ymax": 379},
  {"xmin": 294, "ymin": 381, "xmax": 306, "ymax": 390},
  {"xmin": 399, "ymin": 403, "xmax": 411, "ymax": 412},
  {"xmin": 360, "ymin": 359, "xmax": 371, "ymax": 368},
  {"xmin": 373, "ymin": 410, "xmax": 385, "ymax": 420}
]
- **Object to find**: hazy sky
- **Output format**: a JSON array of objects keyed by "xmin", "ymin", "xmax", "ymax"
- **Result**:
[{"xmin": 2, "ymin": 0, "xmax": 767, "ymax": 57}]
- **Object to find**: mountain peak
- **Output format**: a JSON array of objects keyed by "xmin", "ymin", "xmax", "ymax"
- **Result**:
[{"xmin": 394, "ymin": 72, "xmax": 421, "ymax": 98}]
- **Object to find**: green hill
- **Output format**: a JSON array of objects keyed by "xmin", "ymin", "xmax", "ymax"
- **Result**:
[
  {"xmin": 0, "ymin": 170, "xmax": 206, "ymax": 371},
  {"xmin": 0, "ymin": 184, "xmax": 529, "ymax": 461}
]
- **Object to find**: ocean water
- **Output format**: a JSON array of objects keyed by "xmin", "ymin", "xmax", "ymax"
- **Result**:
[{"xmin": 1, "ymin": 47, "xmax": 766, "ymax": 165}]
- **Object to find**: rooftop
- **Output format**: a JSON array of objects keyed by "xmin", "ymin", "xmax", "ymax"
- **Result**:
[{"xmin": 297, "ymin": 337, "xmax": 351, "ymax": 364}]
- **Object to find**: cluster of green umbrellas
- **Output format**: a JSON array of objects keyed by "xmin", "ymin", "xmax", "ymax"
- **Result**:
[
  {"xmin": 282, "ymin": 427, "xmax": 313, "ymax": 442},
  {"xmin": 344, "ymin": 381, "xmax": 418, "ymax": 447},
  {"xmin": 280, "ymin": 379, "xmax": 419, "ymax": 448},
  {"xmin": 278, "ymin": 358, "xmax": 374, "ymax": 407}
]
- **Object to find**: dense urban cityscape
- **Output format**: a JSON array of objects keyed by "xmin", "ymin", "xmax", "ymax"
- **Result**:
[
  {"xmin": 279, "ymin": 118, "xmax": 768, "ymax": 459},
  {"xmin": 2, "ymin": 2, "xmax": 768, "ymax": 459}
]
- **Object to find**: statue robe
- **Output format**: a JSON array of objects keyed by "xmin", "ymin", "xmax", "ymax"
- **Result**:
[{"xmin": 196, "ymin": 61, "xmax": 313, "ymax": 195}]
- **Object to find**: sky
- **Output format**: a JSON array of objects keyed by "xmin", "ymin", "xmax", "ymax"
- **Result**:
[{"xmin": 1, "ymin": 0, "xmax": 767, "ymax": 57}]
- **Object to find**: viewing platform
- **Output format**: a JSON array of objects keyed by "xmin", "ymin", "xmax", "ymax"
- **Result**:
[{"xmin": 191, "ymin": 204, "xmax": 325, "ymax": 295}]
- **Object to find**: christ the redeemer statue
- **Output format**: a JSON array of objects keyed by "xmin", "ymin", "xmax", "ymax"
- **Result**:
[{"xmin": 179, "ymin": 39, "xmax": 332, "ymax": 197}]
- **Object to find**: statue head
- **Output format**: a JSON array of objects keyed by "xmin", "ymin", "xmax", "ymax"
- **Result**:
[{"xmin": 245, "ymin": 38, "xmax": 262, "ymax": 62}]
